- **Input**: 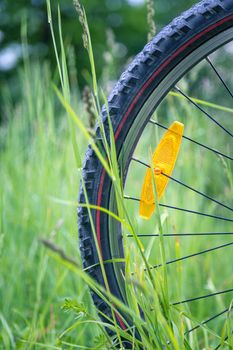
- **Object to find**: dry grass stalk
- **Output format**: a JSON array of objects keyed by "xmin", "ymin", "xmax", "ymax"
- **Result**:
[{"xmin": 146, "ymin": 0, "xmax": 156, "ymax": 42}]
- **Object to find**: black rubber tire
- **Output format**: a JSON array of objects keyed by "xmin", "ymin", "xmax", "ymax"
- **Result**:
[{"xmin": 78, "ymin": 0, "xmax": 233, "ymax": 336}]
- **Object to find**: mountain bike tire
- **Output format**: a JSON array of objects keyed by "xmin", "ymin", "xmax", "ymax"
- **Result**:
[{"xmin": 78, "ymin": 0, "xmax": 233, "ymax": 340}]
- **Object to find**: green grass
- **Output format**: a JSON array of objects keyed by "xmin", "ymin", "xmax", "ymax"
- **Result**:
[
  {"xmin": 1, "ymin": 3, "xmax": 233, "ymax": 349},
  {"xmin": 0, "ymin": 61, "xmax": 103, "ymax": 349}
]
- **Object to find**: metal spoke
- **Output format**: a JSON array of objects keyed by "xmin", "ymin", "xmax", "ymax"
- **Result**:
[
  {"xmin": 174, "ymin": 85, "xmax": 233, "ymax": 138},
  {"xmin": 206, "ymin": 56, "xmax": 233, "ymax": 99},
  {"xmin": 131, "ymin": 157, "xmax": 233, "ymax": 213},
  {"xmin": 124, "ymin": 195, "xmax": 233, "ymax": 223},
  {"xmin": 159, "ymin": 203, "xmax": 233, "ymax": 222},
  {"xmin": 124, "ymin": 195, "xmax": 141, "ymax": 203},
  {"xmin": 149, "ymin": 120, "xmax": 233, "ymax": 162},
  {"xmin": 172, "ymin": 288, "xmax": 233, "ymax": 306},
  {"xmin": 145, "ymin": 241, "xmax": 233, "ymax": 271},
  {"xmin": 127, "ymin": 232, "xmax": 233, "ymax": 238},
  {"xmin": 163, "ymin": 172, "xmax": 233, "ymax": 213},
  {"xmin": 131, "ymin": 157, "xmax": 149, "ymax": 168},
  {"xmin": 185, "ymin": 306, "xmax": 233, "ymax": 335}
]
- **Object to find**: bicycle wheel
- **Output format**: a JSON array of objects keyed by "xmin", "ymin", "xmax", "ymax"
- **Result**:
[{"xmin": 79, "ymin": 0, "xmax": 233, "ymax": 346}]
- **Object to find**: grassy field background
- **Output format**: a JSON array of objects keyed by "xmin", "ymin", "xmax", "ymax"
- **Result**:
[
  {"xmin": 0, "ymin": 60, "xmax": 101, "ymax": 348},
  {"xmin": 1, "ymin": 2, "xmax": 233, "ymax": 349}
]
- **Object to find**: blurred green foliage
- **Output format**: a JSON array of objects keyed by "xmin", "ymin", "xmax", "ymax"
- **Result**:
[
  {"xmin": 0, "ymin": 0, "xmax": 196, "ymax": 112},
  {"xmin": 0, "ymin": 0, "xmax": 195, "ymax": 122}
]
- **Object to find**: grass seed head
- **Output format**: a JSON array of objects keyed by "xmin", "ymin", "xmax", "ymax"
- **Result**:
[
  {"xmin": 146, "ymin": 0, "xmax": 156, "ymax": 42},
  {"xmin": 82, "ymin": 85, "xmax": 96, "ymax": 129},
  {"xmin": 73, "ymin": 0, "xmax": 88, "ymax": 49}
]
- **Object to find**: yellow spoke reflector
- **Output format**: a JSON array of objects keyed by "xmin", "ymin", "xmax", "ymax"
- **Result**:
[{"xmin": 140, "ymin": 121, "xmax": 184, "ymax": 219}]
